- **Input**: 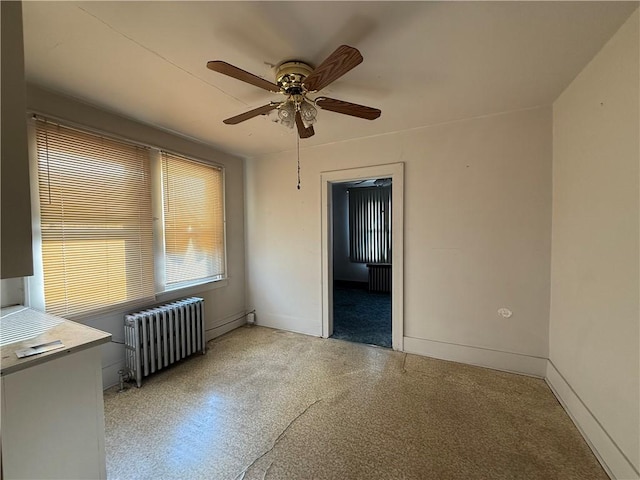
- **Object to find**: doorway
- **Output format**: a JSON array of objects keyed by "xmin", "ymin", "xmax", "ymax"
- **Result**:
[
  {"xmin": 330, "ymin": 180, "xmax": 392, "ymax": 347},
  {"xmin": 321, "ymin": 163, "xmax": 404, "ymax": 351}
]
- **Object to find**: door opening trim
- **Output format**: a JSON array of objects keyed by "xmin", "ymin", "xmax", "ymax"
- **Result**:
[{"xmin": 320, "ymin": 163, "xmax": 404, "ymax": 351}]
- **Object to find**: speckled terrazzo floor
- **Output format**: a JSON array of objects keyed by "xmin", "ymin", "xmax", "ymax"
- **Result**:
[{"xmin": 103, "ymin": 326, "xmax": 607, "ymax": 480}]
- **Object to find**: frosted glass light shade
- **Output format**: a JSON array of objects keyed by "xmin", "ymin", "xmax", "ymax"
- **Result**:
[
  {"xmin": 299, "ymin": 100, "xmax": 317, "ymax": 127},
  {"xmin": 278, "ymin": 101, "xmax": 296, "ymax": 129}
]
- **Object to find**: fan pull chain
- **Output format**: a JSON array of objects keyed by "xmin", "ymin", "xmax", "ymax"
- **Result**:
[{"xmin": 296, "ymin": 133, "xmax": 301, "ymax": 190}]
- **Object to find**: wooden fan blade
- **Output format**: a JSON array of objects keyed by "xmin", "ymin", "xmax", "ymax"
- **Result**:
[
  {"xmin": 207, "ymin": 61, "xmax": 280, "ymax": 92},
  {"xmin": 223, "ymin": 104, "xmax": 278, "ymax": 125},
  {"xmin": 315, "ymin": 97, "xmax": 381, "ymax": 120},
  {"xmin": 303, "ymin": 45, "xmax": 363, "ymax": 92},
  {"xmin": 295, "ymin": 111, "xmax": 315, "ymax": 139}
]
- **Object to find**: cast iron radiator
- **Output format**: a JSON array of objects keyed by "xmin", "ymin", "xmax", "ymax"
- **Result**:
[
  {"xmin": 124, "ymin": 297, "xmax": 205, "ymax": 387},
  {"xmin": 366, "ymin": 263, "xmax": 392, "ymax": 293}
]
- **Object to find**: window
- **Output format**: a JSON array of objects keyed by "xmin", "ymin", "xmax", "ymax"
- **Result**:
[
  {"xmin": 32, "ymin": 119, "xmax": 225, "ymax": 318},
  {"xmin": 348, "ymin": 185, "xmax": 391, "ymax": 263},
  {"xmin": 161, "ymin": 152, "xmax": 225, "ymax": 288}
]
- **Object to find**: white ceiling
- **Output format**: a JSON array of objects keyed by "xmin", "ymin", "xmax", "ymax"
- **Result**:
[{"xmin": 22, "ymin": 1, "xmax": 638, "ymax": 159}]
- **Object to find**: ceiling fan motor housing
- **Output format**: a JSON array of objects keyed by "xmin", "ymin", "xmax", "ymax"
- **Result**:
[{"xmin": 276, "ymin": 61, "xmax": 314, "ymax": 94}]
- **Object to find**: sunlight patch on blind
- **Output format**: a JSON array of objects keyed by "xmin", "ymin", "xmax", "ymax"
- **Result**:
[
  {"xmin": 35, "ymin": 120, "xmax": 155, "ymax": 318},
  {"xmin": 162, "ymin": 152, "xmax": 225, "ymax": 286}
]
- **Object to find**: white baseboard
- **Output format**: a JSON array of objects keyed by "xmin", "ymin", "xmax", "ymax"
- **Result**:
[
  {"xmin": 254, "ymin": 313, "xmax": 322, "ymax": 338},
  {"xmin": 545, "ymin": 360, "xmax": 639, "ymax": 480},
  {"xmin": 205, "ymin": 314, "xmax": 247, "ymax": 342},
  {"xmin": 403, "ymin": 336, "xmax": 547, "ymax": 377}
]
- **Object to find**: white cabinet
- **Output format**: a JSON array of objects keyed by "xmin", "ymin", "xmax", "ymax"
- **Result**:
[{"xmin": 1, "ymin": 307, "xmax": 111, "ymax": 479}]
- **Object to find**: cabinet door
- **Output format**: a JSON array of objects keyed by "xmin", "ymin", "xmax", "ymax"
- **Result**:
[
  {"xmin": 2, "ymin": 348, "xmax": 107, "ymax": 479},
  {"xmin": 1, "ymin": 1, "xmax": 34, "ymax": 279}
]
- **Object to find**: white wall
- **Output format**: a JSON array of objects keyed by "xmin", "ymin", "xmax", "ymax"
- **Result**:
[
  {"xmin": 549, "ymin": 9, "xmax": 639, "ymax": 479},
  {"xmin": 246, "ymin": 105, "xmax": 552, "ymax": 374},
  {"xmin": 25, "ymin": 85, "xmax": 247, "ymax": 389},
  {"xmin": 1, "ymin": 278, "xmax": 24, "ymax": 308},
  {"xmin": 332, "ymin": 183, "xmax": 368, "ymax": 283}
]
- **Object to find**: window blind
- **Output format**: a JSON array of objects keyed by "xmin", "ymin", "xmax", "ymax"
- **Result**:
[
  {"xmin": 348, "ymin": 186, "xmax": 391, "ymax": 263},
  {"xmin": 162, "ymin": 152, "xmax": 225, "ymax": 286},
  {"xmin": 35, "ymin": 120, "xmax": 155, "ymax": 317}
]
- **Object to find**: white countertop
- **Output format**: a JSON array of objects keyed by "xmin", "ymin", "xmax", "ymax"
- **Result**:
[{"xmin": 0, "ymin": 306, "xmax": 111, "ymax": 376}]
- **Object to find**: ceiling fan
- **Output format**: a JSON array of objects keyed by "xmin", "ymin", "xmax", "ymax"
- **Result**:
[{"xmin": 207, "ymin": 45, "xmax": 381, "ymax": 139}]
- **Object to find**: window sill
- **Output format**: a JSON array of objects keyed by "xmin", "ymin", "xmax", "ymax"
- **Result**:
[
  {"xmin": 155, "ymin": 277, "xmax": 228, "ymax": 302},
  {"xmin": 50, "ymin": 278, "xmax": 228, "ymax": 329}
]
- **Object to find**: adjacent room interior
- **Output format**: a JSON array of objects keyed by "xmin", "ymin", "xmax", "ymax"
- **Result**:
[
  {"xmin": 331, "ymin": 179, "xmax": 392, "ymax": 348},
  {"xmin": 1, "ymin": 2, "xmax": 638, "ymax": 479}
]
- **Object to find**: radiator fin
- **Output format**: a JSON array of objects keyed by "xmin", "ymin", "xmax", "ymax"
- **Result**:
[{"xmin": 124, "ymin": 297, "xmax": 205, "ymax": 387}]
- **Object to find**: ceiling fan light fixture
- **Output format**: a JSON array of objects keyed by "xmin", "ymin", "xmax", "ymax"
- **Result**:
[
  {"xmin": 278, "ymin": 100, "xmax": 296, "ymax": 129},
  {"xmin": 299, "ymin": 99, "xmax": 317, "ymax": 128}
]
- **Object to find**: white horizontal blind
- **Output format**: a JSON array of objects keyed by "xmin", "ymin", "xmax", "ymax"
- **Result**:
[
  {"xmin": 35, "ymin": 120, "xmax": 155, "ymax": 317},
  {"xmin": 348, "ymin": 186, "xmax": 391, "ymax": 263},
  {"xmin": 162, "ymin": 152, "xmax": 225, "ymax": 286}
]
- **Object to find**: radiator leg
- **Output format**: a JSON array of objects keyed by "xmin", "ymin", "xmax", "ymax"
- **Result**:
[{"xmin": 201, "ymin": 301, "xmax": 206, "ymax": 354}]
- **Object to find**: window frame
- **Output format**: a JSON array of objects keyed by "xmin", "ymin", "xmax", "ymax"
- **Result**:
[
  {"xmin": 26, "ymin": 114, "xmax": 228, "ymax": 320},
  {"xmin": 152, "ymin": 148, "xmax": 228, "ymax": 293}
]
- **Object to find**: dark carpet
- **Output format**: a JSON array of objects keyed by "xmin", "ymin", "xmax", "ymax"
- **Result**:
[{"xmin": 331, "ymin": 283, "xmax": 391, "ymax": 348}]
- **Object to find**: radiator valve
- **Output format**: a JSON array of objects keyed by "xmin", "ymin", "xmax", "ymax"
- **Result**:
[{"xmin": 118, "ymin": 369, "xmax": 132, "ymax": 392}]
